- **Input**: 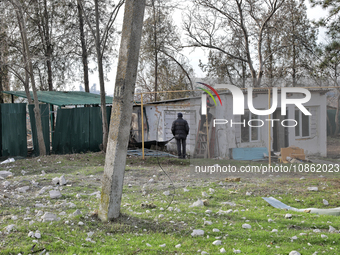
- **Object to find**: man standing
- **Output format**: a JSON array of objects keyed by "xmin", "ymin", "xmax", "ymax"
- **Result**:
[{"xmin": 171, "ymin": 113, "xmax": 189, "ymax": 159}]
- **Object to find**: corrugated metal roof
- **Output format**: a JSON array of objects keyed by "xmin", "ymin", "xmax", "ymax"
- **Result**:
[{"xmin": 3, "ymin": 91, "xmax": 113, "ymax": 107}]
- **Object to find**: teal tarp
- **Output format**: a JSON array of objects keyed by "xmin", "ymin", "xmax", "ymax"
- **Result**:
[
  {"xmin": 0, "ymin": 103, "xmax": 27, "ymax": 157},
  {"xmin": 232, "ymin": 147, "xmax": 268, "ymax": 160}
]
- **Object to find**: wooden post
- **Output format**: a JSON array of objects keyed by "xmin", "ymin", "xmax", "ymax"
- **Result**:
[{"xmin": 98, "ymin": 0, "xmax": 146, "ymax": 221}]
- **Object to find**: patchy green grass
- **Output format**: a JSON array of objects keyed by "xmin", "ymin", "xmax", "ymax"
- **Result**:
[{"xmin": 1, "ymin": 153, "xmax": 340, "ymax": 254}]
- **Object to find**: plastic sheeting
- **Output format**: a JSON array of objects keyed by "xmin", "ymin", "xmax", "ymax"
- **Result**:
[{"xmin": 263, "ymin": 197, "xmax": 340, "ymax": 216}]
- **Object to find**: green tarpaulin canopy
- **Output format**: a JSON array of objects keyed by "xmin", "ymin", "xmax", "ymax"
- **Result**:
[{"xmin": 3, "ymin": 91, "xmax": 113, "ymax": 107}]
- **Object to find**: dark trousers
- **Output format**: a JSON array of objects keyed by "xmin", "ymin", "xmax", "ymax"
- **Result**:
[{"xmin": 176, "ymin": 138, "xmax": 186, "ymax": 158}]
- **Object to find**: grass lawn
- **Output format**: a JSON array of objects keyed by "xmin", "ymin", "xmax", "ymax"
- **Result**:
[{"xmin": 1, "ymin": 152, "xmax": 340, "ymax": 254}]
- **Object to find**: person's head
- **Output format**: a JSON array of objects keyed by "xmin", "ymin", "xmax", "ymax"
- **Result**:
[{"xmin": 177, "ymin": 112, "xmax": 183, "ymax": 118}]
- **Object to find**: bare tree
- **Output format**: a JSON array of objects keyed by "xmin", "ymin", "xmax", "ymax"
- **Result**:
[
  {"xmin": 9, "ymin": 0, "xmax": 46, "ymax": 155},
  {"xmin": 78, "ymin": 0, "xmax": 124, "ymax": 152},
  {"xmin": 184, "ymin": 0, "xmax": 285, "ymax": 87}
]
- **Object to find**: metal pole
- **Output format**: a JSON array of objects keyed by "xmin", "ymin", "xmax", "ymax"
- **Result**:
[
  {"xmin": 268, "ymin": 88, "xmax": 271, "ymax": 166},
  {"xmin": 141, "ymin": 93, "xmax": 144, "ymax": 159},
  {"xmin": 206, "ymin": 113, "xmax": 209, "ymax": 158}
]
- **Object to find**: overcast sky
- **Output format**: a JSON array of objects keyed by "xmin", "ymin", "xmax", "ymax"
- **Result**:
[{"xmin": 83, "ymin": 2, "xmax": 330, "ymax": 96}]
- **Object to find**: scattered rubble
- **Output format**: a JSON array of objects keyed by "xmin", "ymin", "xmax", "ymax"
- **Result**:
[{"xmin": 191, "ymin": 229, "xmax": 204, "ymax": 237}]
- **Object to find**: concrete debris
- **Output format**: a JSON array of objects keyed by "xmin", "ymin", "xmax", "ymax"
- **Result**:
[
  {"xmin": 321, "ymin": 234, "xmax": 328, "ymax": 239},
  {"xmin": 35, "ymin": 231, "xmax": 41, "ymax": 239},
  {"xmin": 78, "ymin": 221, "xmax": 84, "ymax": 225},
  {"xmin": 0, "ymin": 158, "xmax": 15, "ymax": 164},
  {"xmin": 49, "ymin": 190, "xmax": 62, "ymax": 199},
  {"xmin": 323, "ymin": 199, "xmax": 329, "ymax": 206},
  {"xmin": 307, "ymin": 187, "xmax": 318, "ymax": 191},
  {"xmin": 191, "ymin": 199, "xmax": 204, "ymax": 207},
  {"xmin": 246, "ymin": 191, "xmax": 252, "ymax": 196},
  {"xmin": 159, "ymin": 244, "xmax": 166, "ymax": 247},
  {"xmin": 204, "ymin": 221, "xmax": 213, "ymax": 225},
  {"xmin": 52, "ymin": 176, "xmax": 67, "ymax": 186},
  {"xmin": 289, "ymin": 251, "xmax": 301, "ymax": 255},
  {"xmin": 205, "ymin": 210, "xmax": 212, "ymax": 214},
  {"xmin": 36, "ymin": 211, "xmax": 44, "ymax": 217},
  {"xmin": 59, "ymin": 175, "xmax": 67, "ymax": 185},
  {"xmin": 41, "ymin": 212, "xmax": 59, "ymax": 222},
  {"xmin": 202, "ymin": 192, "xmax": 209, "ymax": 197},
  {"xmin": 163, "ymin": 191, "xmax": 170, "ymax": 196},
  {"xmin": 38, "ymin": 186, "xmax": 53, "ymax": 195},
  {"xmin": 212, "ymin": 240, "xmax": 222, "ymax": 245},
  {"xmin": 28, "ymin": 231, "xmax": 34, "ymax": 237},
  {"xmin": 175, "ymin": 244, "xmax": 181, "ymax": 248},
  {"xmin": 73, "ymin": 209, "xmax": 82, "ymax": 217},
  {"xmin": 209, "ymin": 188, "xmax": 215, "ymax": 193},
  {"xmin": 2, "ymin": 181, "xmax": 10, "ymax": 188},
  {"xmin": 285, "ymin": 214, "xmax": 292, "ymax": 219},
  {"xmin": 213, "ymin": 228, "xmax": 220, "ymax": 232},
  {"xmin": 16, "ymin": 186, "xmax": 29, "ymax": 193},
  {"xmin": 146, "ymin": 243, "xmax": 152, "ymax": 247},
  {"xmin": 221, "ymin": 201, "xmax": 236, "ymax": 206},
  {"xmin": 220, "ymin": 248, "xmax": 226, "ymax": 253},
  {"xmin": 217, "ymin": 209, "xmax": 233, "ymax": 215},
  {"xmin": 5, "ymin": 224, "xmax": 15, "ymax": 233},
  {"xmin": 87, "ymin": 231, "xmax": 94, "ymax": 237},
  {"xmin": 52, "ymin": 177, "xmax": 60, "ymax": 185},
  {"xmin": 313, "ymin": 229, "xmax": 321, "ymax": 233},
  {"xmin": 329, "ymin": 226, "xmax": 338, "ymax": 233},
  {"xmin": 242, "ymin": 224, "xmax": 251, "ymax": 229},
  {"xmin": 191, "ymin": 229, "xmax": 204, "ymax": 237},
  {"xmin": 233, "ymin": 248, "xmax": 241, "ymax": 254}
]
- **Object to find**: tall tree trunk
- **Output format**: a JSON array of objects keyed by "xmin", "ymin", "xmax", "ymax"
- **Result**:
[
  {"xmin": 16, "ymin": 3, "xmax": 46, "ymax": 156},
  {"xmin": 77, "ymin": 2, "xmax": 90, "ymax": 92},
  {"xmin": 43, "ymin": 0, "xmax": 53, "ymax": 91},
  {"xmin": 20, "ymin": 32, "xmax": 33, "ymax": 104},
  {"xmin": 94, "ymin": 0, "xmax": 108, "ymax": 151},
  {"xmin": 99, "ymin": 0, "xmax": 146, "ymax": 221},
  {"xmin": 152, "ymin": 1, "xmax": 158, "ymax": 101},
  {"xmin": 0, "ymin": 28, "xmax": 9, "ymax": 103}
]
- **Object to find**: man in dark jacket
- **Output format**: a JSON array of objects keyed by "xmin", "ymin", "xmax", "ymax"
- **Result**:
[{"xmin": 171, "ymin": 113, "xmax": 189, "ymax": 159}]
